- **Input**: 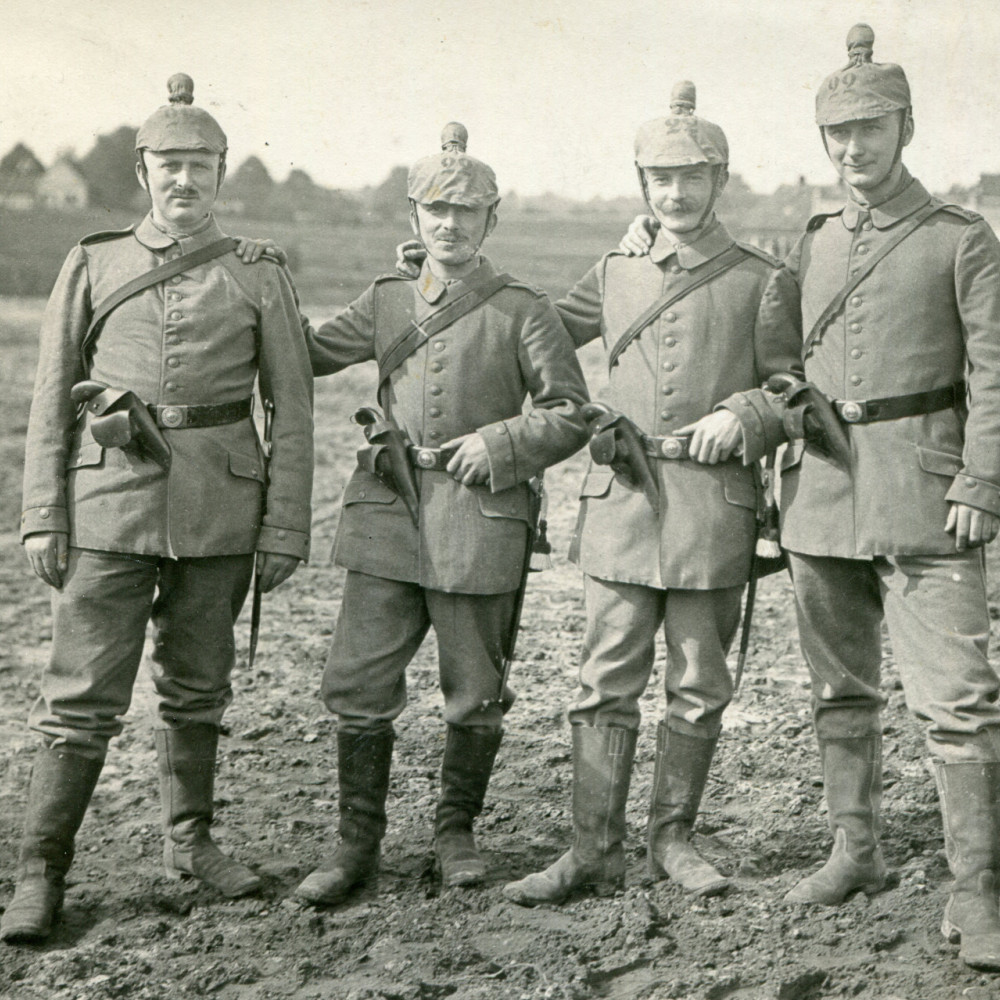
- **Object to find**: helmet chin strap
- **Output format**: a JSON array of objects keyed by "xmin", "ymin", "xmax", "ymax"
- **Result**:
[
  {"xmin": 409, "ymin": 200, "xmax": 498, "ymax": 263},
  {"xmin": 638, "ymin": 164, "xmax": 724, "ymax": 242}
]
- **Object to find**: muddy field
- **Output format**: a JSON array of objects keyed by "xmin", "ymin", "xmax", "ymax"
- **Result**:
[{"xmin": 2, "ymin": 278, "xmax": 1000, "ymax": 1000}]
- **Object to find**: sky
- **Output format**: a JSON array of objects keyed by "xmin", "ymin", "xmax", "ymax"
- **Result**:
[{"xmin": 3, "ymin": 0, "xmax": 1000, "ymax": 200}]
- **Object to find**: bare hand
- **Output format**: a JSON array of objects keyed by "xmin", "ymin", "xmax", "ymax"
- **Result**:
[
  {"xmin": 443, "ymin": 433, "xmax": 491, "ymax": 486},
  {"xmin": 677, "ymin": 411, "xmax": 743, "ymax": 465},
  {"xmin": 255, "ymin": 552, "xmax": 300, "ymax": 592},
  {"xmin": 25, "ymin": 531, "xmax": 69, "ymax": 589},
  {"xmin": 395, "ymin": 239, "xmax": 425, "ymax": 278},
  {"xmin": 234, "ymin": 237, "xmax": 287, "ymax": 266},
  {"xmin": 945, "ymin": 503, "xmax": 1000, "ymax": 551},
  {"xmin": 618, "ymin": 215, "xmax": 659, "ymax": 256}
]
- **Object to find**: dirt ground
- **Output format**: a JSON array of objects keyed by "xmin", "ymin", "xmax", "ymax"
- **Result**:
[{"xmin": 2, "ymin": 296, "xmax": 999, "ymax": 1000}]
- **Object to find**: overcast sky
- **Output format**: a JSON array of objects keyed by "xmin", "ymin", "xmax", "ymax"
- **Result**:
[{"xmin": 3, "ymin": 0, "xmax": 999, "ymax": 199}]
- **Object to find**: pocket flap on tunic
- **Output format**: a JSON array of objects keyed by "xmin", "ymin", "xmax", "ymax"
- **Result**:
[
  {"xmin": 579, "ymin": 467, "xmax": 615, "ymax": 499},
  {"xmin": 66, "ymin": 441, "xmax": 104, "ymax": 470},
  {"xmin": 723, "ymin": 468, "xmax": 758, "ymax": 510},
  {"xmin": 342, "ymin": 475, "xmax": 398, "ymax": 506},
  {"xmin": 229, "ymin": 452, "xmax": 266, "ymax": 483},
  {"xmin": 478, "ymin": 485, "xmax": 531, "ymax": 522},
  {"xmin": 917, "ymin": 446, "xmax": 963, "ymax": 477}
]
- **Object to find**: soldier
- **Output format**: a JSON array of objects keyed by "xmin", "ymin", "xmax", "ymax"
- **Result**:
[
  {"xmin": 498, "ymin": 84, "xmax": 788, "ymax": 906},
  {"xmin": 1, "ymin": 75, "xmax": 313, "ymax": 944},
  {"xmin": 290, "ymin": 124, "xmax": 589, "ymax": 905},
  {"xmin": 625, "ymin": 24, "xmax": 1000, "ymax": 971}
]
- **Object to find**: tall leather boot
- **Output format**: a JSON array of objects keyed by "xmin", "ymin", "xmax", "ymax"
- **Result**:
[
  {"xmin": 934, "ymin": 761, "xmax": 1000, "ymax": 971},
  {"xmin": 502, "ymin": 725, "xmax": 636, "ymax": 906},
  {"xmin": 1, "ymin": 746, "xmax": 104, "ymax": 944},
  {"xmin": 156, "ymin": 725, "xmax": 262, "ymax": 897},
  {"xmin": 434, "ymin": 725, "xmax": 502, "ymax": 887},
  {"xmin": 295, "ymin": 726, "xmax": 395, "ymax": 906},
  {"xmin": 647, "ymin": 722, "xmax": 730, "ymax": 896},
  {"xmin": 784, "ymin": 735, "xmax": 888, "ymax": 904}
]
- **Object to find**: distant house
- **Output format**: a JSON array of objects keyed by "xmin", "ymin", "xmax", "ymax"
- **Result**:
[
  {"xmin": 0, "ymin": 142, "xmax": 44, "ymax": 210},
  {"xmin": 37, "ymin": 156, "xmax": 89, "ymax": 210}
]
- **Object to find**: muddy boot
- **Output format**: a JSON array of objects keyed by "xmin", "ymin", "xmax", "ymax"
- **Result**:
[
  {"xmin": 1, "ymin": 746, "xmax": 104, "ymax": 944},
  {"xmin": 784, "ymin": 735, "xmax": 888, "ymax": 904},
  {"xmin": 295, "ymin": 726, "xmax": 395, "ymax": 906},
  {"xmin": 934, "ymin": 761, "xmax": 1000, "ymax": 971},
  {"xmin": 434, "ymin": 725, "xmax": 502, "ymax": 887},
  {"xmin": 647, "ymin": 722, "xmax": 730, "ymax": 896},
  {"xmin": 502, "ymin": 725, "xmax": 636, "ymax": 906},
  {"xmin": 156, "ymin": 725, "xmax": 262, "ymax": 898}
]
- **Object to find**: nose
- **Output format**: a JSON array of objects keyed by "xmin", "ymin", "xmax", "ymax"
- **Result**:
[{"xmin": 844, "ymin": 134, "xmax": 865, "ymax": 159}]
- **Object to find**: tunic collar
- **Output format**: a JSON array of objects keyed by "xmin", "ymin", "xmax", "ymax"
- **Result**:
[
  {"xmin": 649, "ymin": 218, "xmax": 735, "ymax": 270},
  {"xmin": 840, "ymin": 172, "xmax": 931, "ymax": 230},
  {"xmin": 134, "ymin": 212, "xmax": 225, "ymax": 251},
  {"xmin": 415, "ymin": 255, "xmax": 496, "ymax": 304}
]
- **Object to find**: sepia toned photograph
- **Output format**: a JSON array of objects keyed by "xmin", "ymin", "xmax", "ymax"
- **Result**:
[{"xmin": 3, "ymin": 1, "xmax": 1000, "ymax": 997}]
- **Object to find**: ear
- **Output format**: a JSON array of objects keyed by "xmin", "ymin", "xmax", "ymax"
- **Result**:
[
  {"xmin": 408, "ymin": 202, "xmax": 420, "ymax": 237},
  {"xmin": 715, "ymin": 167, "xmax": 730, "ymax": 196},
  {"xmin": 135, "ymin": 157, "xmax": 149, "ymax": 193},
  {"xmin": 216, "ymin": 156, "xmax": 228, "ymax": 193},
  {"xmin": 901, "ymin": 111, "xmax": 914, "ymax": 148},
  {"xmin": 484, "ymin": 203, "xmax": 499, "ymax": 239}
]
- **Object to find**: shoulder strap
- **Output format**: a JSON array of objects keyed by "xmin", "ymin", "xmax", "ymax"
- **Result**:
[
  {"xmin": 81, "ymin": 236, "xmax": 238, "ymax": 370},
  {"xmin": 607, "ymin": 244, "xmax": 747, "ymax": 372},
  {"xmin": 801, "ymin": 202, "xmax": 941, "ymax": 360},
  {"xmin": 376, "ymin": 270, "xmax": 514, "ymax": 396}
]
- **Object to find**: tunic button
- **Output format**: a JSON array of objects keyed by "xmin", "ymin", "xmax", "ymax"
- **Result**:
[
  {"xmin": 664, "ymin": 336, "xmax": 676, "ymax": 347},
  {"xmin": 664, "ymin": 312, "xmax": 677, "ymax": 323},
  {"xmin": 496, "ymin": 425, "xmax": 508, "ymax": 434},
  {"xmin": 40, "ymin": 508, "xmax": 50, "ymax": 519},
  {"xmin": 165, "ymin": 382, "xmax": 177, "ymax": 391},
  {"xmin": 434, "ymin": 342, "xmax": 446, "ymax": 352},
  {"xmin": 170, "ymin": 275, "xmax": 182, "ymax": 285},
  {"xmin": 660, "ymin": 410, "xmax": 672, "ymax": 420},
  {"xmin": 169, "ymin": 311, "xmax": 182, "ymax": 320},
  {"xmin": 359, "ymin": 491, "xmax": 367, "ymax": 499},
  {"xmin": 849, "ymin": 375, "xmax": 862, "ymax": 385},
  {"xmin": 966, "ymin": 478, "xmax": 978, "ymax": 488},
  {"xmin": 662, "ymin": 362, "xmax": 675, "ymax": 372},
  {"xmin": 168, "ymin": 292, "xmax": 182, "ymax": 302},
  {"xmin": 849, "ymin": 322, "xmax": 861, "ymax": 333},
  {"xmin": 671, "ymin": 265, "xmax": 682, "ymax": 274},
  {"xmin": 862, "ymin": 221, "xmax": 873, "ymax": 230},
  {"xmin": 430, "ymin": 362, "xmax": 443, "ymax": 373},
  {"xmin": 662, "ymin": 386, "xmax": 674, "ymax": 395},
  {"xmin": 429, "ymin": 385, "xmax": 442, "ymax": 396},
  {"xmin": 850, "ymin": 296, "xmax": 862, "ymax": 306},
  {"xmin": 850, "ymin": 348, "xmax": 862, "ymax": 359},
  {"xmin": 167, "ymin": 357, "xmax": 180, "ymax": 368},
  {"xmin": 428, "ymin": 430, "xmax": 442, "ymax": 440},
  {"xmin": 429, "ymin": 407, "xmax": 441, "ymax": 417},
  {"xmin": 277, "ymin": 530, "xmax": 287, "ymax": 539},
  {"xmin": 856, "ymin": 245, "xmax": 868, "ymax": 255}
]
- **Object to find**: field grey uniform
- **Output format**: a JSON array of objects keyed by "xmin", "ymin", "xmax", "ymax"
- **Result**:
[
  {"xmin": 293, "ymin": 125, "xmax": 589, "ymax": 904},
  {"xmin": 1, "ymin": 76, "xmax": 314, "ymax": 945},
  {"xmin": 731, "ymin": 26, "xmax": 1000, "ymax": 971}
]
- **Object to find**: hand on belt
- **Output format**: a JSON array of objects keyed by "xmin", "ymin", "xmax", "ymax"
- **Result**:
[
  {"xmin": 148, "ymin": 398, "xmax": 254, "ymax": 429},
  {"xmin": 642, "ymin": 434, "xmax": 692, "ymax": 460},
  {"xmin": 407, "ymin": 444, "xmax": 458, "ymax": 471}
]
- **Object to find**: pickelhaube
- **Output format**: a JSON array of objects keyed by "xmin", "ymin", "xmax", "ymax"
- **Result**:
[
  {"xmin": 135, "ymin": 74, "xmax": 228, "ymax": 154},
  {"xmin": 815, "ymin": 24, "xmax": 911, "ymax": 126},
  {"xmin": 634, "ymin": 82, "xmax": 729, "ymax": 169},
  {"xmin": 406, "ymin": 123, "xmax": 500, "ymax": 208}
]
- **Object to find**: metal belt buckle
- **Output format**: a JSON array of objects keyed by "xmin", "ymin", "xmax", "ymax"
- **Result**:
[
  {"xmin": 160, "ymin": 406, "xmax": 184, "ymax": 428},
  {"xmin": 660, "ymin": 437, "xmax": 684, "ymax": 459},
  {"xmin": 839, "ymin": 401, "xmax": 864, "ymax": 424},
  {"xmin": 415, "ymin": 448, "xmax": 437, "ymax": 469}
]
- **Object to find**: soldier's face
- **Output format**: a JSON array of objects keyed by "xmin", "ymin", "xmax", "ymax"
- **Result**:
[
  {"xmin": 138, "ymin": 150, "xmax": 223, "ymax": 230},
  {"xmin": 411, "ymin": 201, "xmax": 495, "ymax": 266},
  {"xmin": 643, "ymin": 165, "xmax": 719, "ymax": 234},
  {"xmin": 822, "ymin": 114, "xmax": 912, "ymax": 192}
]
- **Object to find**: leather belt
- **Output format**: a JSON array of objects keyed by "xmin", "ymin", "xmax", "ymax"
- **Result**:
[
  {"xmin": 148, "ymin": 398, "xmax": 253, "ymax": 429},
  {"xmin": 407, "ymin": 444, "xmax": 456, "ymax": 470},
  {"xmin": 834, "ymin": 381, "xmax": 964, "ymax": 425},
  {"xmin": 643, "ymin": 434, "xmax": 692, "ymax": 461}
]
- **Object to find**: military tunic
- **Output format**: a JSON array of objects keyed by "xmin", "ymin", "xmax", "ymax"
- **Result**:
[
  {"xmin": 304, "ymin": 256, "xmax": 589, "ymax": 729},
  {"xmin": 732, "ymin": 175, "xmax": 1000, "ymax": 759},
  {"xmin": 553, "ymin": 221, "xmax": 783, "ymax": 734},
  {"xmin": 21, "ymin": 213, "xmax": 314, "ymax": 753}
]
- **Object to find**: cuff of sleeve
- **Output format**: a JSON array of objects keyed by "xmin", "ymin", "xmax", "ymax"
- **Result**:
[
  {"xmin": 481, "ymin": 420, "xmax": 519, "ymax": 493},
  {"xmin": 257, "ymin": 524, "xmax": 310, "ymax": 561},
  {"xmin": 21, "ymin": 505, "xmax": 70, "ymax": 539},
  {"xmin": 717, "ymin": 391, "xmax": 784, "ymax": 465},
  {"xmin": 946, "ymin": 474, "xmax": 1000, "ymax": 517}
]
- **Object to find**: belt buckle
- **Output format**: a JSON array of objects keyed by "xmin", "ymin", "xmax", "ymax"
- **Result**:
[
  {"xmin": 160, "ymin": 406, "xmax": 184, "ymax": 428},
  {"xmin": 415, "ymin": 448, "xmax": 437, "ymax": 469},
  {"xmin": 840, "ymin": 401, "xmax": 864, "ymax": 424},
  {"xmin": 660, "ymin": 437, "xmax": 684, "ymax": 459}
]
